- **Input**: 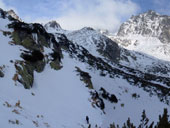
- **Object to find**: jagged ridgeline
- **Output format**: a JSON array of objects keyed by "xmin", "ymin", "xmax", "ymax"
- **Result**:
[
  {"xmin": 118, "ymin": 10, "xmax": 170, "ymax": 43},
  {"xmin": 54, "ymin": 33, "xmax": 170, "ymax": 105},
  {"xmin": 0, "ymin": 8, "xmax": 62, "ymax": 89}
]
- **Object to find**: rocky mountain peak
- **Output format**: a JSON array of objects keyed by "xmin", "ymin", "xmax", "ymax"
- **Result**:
[
  {"xmin": 44, "ymin": 20, "xmax": 62, "ymax": 32},
  {"xmin": 81, "ymin": 27, "xmax": 95, "ymax": 31},
  {"xmin": 117, "ymin": 10, "xmax": 170, "ymax": 44},
  {"xmin": 145, "ymin": 10, "xmax": 159, "ymax": 16},
  {"xmin": 7, "ymin": 9, "xmax": 21, "ymax": 21}
]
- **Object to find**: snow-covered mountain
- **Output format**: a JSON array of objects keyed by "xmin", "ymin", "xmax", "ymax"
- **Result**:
[
  {"xmin": 44, "ymin": 20, "xmax": 64, "ymax": 33},
  {"xmin": 0, "ymin": 8, "xmax": 170, "ymax": 128},
  {"xmin": 55, "ymin": 25, "xmax": 170, "ymax": 78},
  {"xmin": 110, "ymin": 10, "xmax": 170, "ymax": 61}
]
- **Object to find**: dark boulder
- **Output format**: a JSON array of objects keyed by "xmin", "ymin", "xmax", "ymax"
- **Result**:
[
  {"xmin": 99, "ymin": 87, "xmax": 118, "ymax": 103},
  {"xmin": 108, "ymin": 94, "xmax": 118, "ymax": 103},
  {"xmin": 0, "ymin": 70, "xmax": 4, "ymax": 77},
  {"xmin": 100, "ymin": 87, "xmax": 109, "ymax": 99},
  {"xmin": 21, "ymin": 50, "xmax": 44, "ymax": 63}
]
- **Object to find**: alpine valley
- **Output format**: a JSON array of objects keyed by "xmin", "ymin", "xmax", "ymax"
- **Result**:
[{"xmin": 0, "ymin": 8, "xmax": 170, "ymax": 128}]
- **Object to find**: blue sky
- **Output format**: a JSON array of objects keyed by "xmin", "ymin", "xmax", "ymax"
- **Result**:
[
  {"xmin": 132, "ymin": 0, "xmax": 170, "ymax": 14},
  {"xmin": 0, "ymin": 0, "xmax": 170, "ymax": 32}
]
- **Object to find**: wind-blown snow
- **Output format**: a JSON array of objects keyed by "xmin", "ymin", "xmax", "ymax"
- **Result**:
[
  {"xmin": 66, "ymin": 27, "xmax": 107, "ymax": 58},
  {"xmin": 111, "ymin": 34, "xmax": 170, "ymax": 61},
  {"xmin": 0, "ymin": 51, "xmax": 103, "ymax": 128}
]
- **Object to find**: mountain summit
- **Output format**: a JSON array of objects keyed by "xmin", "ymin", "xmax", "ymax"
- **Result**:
[
  {"xmin": 44, "ymin": 20, "xmax": 63, "ymax": 33},
  {"xmin": 117, "ymin": 10, "xmax": 170, "ymax": 43},
  {"xmin": 110, "ymin": 10, "xmax": 170, "ymax": 61},
  {"xmin": 7, "ymin": 9, "xmax": 21, "ymax": 21}
]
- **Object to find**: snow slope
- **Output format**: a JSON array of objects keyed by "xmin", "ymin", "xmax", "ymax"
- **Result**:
[
  {"xmin": 111, "ymin": 34, "xmax": 170, "ymax": 61},
  {"xmin": 66, "ymin": 27, "xmax": 108, "ymax": 58},
  {"xmin": 0, "ymin": 12, "xmax": 102, "ymax": 128},
  {"xmin": 50, "ymin": 23, "xmax": 170, "ymax": 77},
  {"xmin": 0, "ymin": 9, "xmax": 170, "ymax": 128},
  {"xmin": 45, "ymin": 20, "xmax": 170, "ymax": 127}
]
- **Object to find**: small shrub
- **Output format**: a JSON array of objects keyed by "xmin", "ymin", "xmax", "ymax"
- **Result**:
[
  {"xmin": 16, "ymin": 120, "xmax": 19, "ymax": 125},
  {"xmin": 155, "ymin": 108, "xmax": 170, "ymax": 128},
  {"xmin": 4, "ymin": 101, "xmax": 11, "ymax": 108},
  {"xmin": 132, "ymin": 93, "xmax": 140, "ymax": 99},
  {"xmin": 12, "ymin": 109, "xmax": 20, "ymax": 114},
  {"xmin": 121, "ymin": 103, "xmax": 124, "ymax": 107},
  {"xmin": 15, "ymin": 100, "xmax": 22, "ymax": 109},
  {"xmin": 32, "ymin": 120, "xmax": 39, "ymax": 127}
]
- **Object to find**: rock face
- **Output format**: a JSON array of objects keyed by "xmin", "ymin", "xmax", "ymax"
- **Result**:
[
  {"xmin": 0, "ymin": 69, "xmax": 4, "ymax": 77},
  {"xmin": 44, "ymin": 21, "xmax": 62, "ymax": 32},
  {"xmin": 7, "ymin": 9, "xmax": 21, "ymax": 21},
  {"xmin": 117, "ymin": 10, "xmax": 170, "ymax": 44},
  {"xmin": 75, "ymin": 66, "xmax": 93, "ymax": 89},
  {"xmin": 45, "ymin": 21, "xmax": 61, "ymax": 29},
  {"xmin": 66, "ymin": 27, "xmax": 121, "ymax": 63},
  {"xmin": 99, "ymin": 87, "xmax": 118, "ymax": 103},
  {"xmin": 109, "ymin": 10, "xmax": 170, "ymax": 62},
  {"xmin": 0, "ymin": 10, "xmax": 63, "ymax": 89}
]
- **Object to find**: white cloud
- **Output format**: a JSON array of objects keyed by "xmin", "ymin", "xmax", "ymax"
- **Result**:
[
  {"xmin": 0, "ymin": 0, "xmax": 139, "ymax": 32},
  {"xmin": 35, "ymin": 0, "xmax": 139, "ymax": 32}
]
